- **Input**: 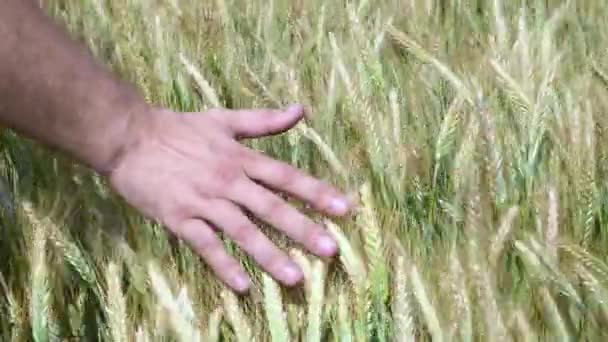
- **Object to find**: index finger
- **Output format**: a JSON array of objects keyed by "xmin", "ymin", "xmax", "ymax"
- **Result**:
[{"xmin": 243, "ymin": 149, "xmax": 352, "ymax": 216}]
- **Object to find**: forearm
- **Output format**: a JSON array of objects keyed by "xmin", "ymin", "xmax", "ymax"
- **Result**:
[{"xmin": 0, "ymin": 0, "xmax": 148, "ymax": 175}]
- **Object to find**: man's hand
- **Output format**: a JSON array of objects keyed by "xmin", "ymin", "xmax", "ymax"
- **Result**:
[
  {"xmin": 0, "ymin": 0, "xmax": 351, "ymax": 292},
  {"xmin": 109, "ymin": 104, "xmax": 351, "ymax": 292}
]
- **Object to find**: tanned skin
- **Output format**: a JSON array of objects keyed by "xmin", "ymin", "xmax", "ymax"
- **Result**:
[{"xmin": 0, "ymin": 0, "xmax": 353, "ymax": 293}]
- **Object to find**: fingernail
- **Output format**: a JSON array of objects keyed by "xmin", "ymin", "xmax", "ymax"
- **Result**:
[
  {"xmin": 317, "ymin": 234, "xmax": 338, "ymax": 256},
  {"xmin": 329, "ymin": 198, "xmax": 349, "ymax": 215},
  {"xmin": 287, "ymin": 104, "xmax": 304, "ymax": 115},
  {"xmin": 233, "ymin": 273, "xmax": 251, "ymax": 292},
  {"xmin": 283, "ymin": 262, "xmax": 303, "ymax": 284}
]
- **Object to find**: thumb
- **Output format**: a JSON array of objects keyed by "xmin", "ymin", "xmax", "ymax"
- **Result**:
[{"xmin": 220, "ymin": 104, "xmax": 305, "ymax": 139}]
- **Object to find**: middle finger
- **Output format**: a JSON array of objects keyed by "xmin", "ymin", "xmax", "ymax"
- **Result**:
[{"xmin": 226, "ymin": 179, "xmax": 338, "ymax": 257}]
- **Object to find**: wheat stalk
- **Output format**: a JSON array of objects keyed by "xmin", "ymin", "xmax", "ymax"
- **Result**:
[
  {"xmin": 290, "ymin": 248, "xmax": 312, "ymax": 296},
  {"xmin": 337, "ymin": 290, "xmax": 353, "ymax": 342},
  {"xmin": 560, "ymin": 244, "xmax": 608, "ymax": 282},
  {"xmin": 513, "ymin": 308, "xmax": 537, "ymax": 342},
  {"xmin": 490, "ymin": 58, "xmax": 532, "ymax": 112},
  {"xmin": 410, "ymin": 264, "xmax": 443, "ymax": 342},
  {"xmin": 492, "ymin": 0, "xmax": 508, "ymax": 52},
  {"xmin": 25, "ymin": 209, "xmax": 51, "ymax": 342},
  {"xmin": 392, "ymin": 254, "xmax": 415, "ymax": 342},
  {"xmin": 489, "ymin": 206, "xmax": 520, "ymax": 266},
  {"xmin": 575, "ymin": 264, "xmax": 608, "ymax": 324},
  {"xmin": 546, "ymin": 186, "xmax": 559, "ymax": 262},
  {"xmin": 387, "ymin": 24, "xmax": 474, "ymax": 104},
  {"xmin": 358, "ymin": 183, "xmax": 388, "ymax": 301},
  {"xmin": 147, "ymin": 262, "xmax": 201, "ymax": 342},
  {"xmin": 540, "ymin": 286, "xmax": 571, "ymax": 341},
  {"xmin": 206, "ymin": 307, "xmax": 224, "ymax": 342},
  {"xmin": 325, "ymin": 220, "xmax": 367, "ymax": 288},
  {"xmin": 467, "ymin": 233, "xmax": 508, "ymax": 340},
  {"xmin": 221, "ymin": 288, "xmax": 254, "ymax": 342},
  {"xmin": 106, "ymin": 261, "xmax": 128, "ymax": 342},
  {"xmin": 305, "ymin": 258, "xmax": 326, "ymax": 342},
  {"xmin": 21, "ymin": 201, "xmax": 58, "ymax": 342},
  {"xmin": 434, "ymin": 96, "xmax": 463, "ymax": 163},
  {"xmin": 262, "ymin": 272, "xmax": 290, "ymax": 342},
  {"xmin": 179, "ymin": 52, "xmax": 221, "ymax": 108},
  {"xmin": 135, "ymin": 324, "xmax": 151, "ymax": 342},
  {"xmin": 447, "ymin": 247, "xmax": 472, "ymax": 342}
]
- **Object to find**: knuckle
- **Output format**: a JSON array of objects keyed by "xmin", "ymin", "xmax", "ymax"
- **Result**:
[
  {"xmin": 212, "ymin": 163, "xmax": 242, "ymax": 187},
  {"xmin": 267, "ymin": 253, "xmax": 289, "ymax": 274},
  {"xmin": 314, "ymin": 182, "xmax": 336, "ymax": 204},
  {"xmin": 195, "ymin": 235, "xmax": 218, "ymax": 254},
  {"xmin": 169, "ymin": 193, "xmax": 204, "ymax": 220},
  {"xmin": 212, "ymin": 252, "xmax": 241, "ymax": 273},
  {"xmin": 260, "ymin": 196, "xmax": 286, "ymax": 220},
  {"xmin": 172, "ymin": 198, "xmax": 194, "ymax": 217},
  {"xmin": 275, "ymin": 167, "xmax": 297, "ymax": 188},
  {"xmin": 304, "ymin": 222, "xmax": 325, "ymax": 246},
  {"xmin": 231, "ymin": 223, "xmax": 255, "ymax": 245},
  {"xmin": 234, "ymin": 146, "xmax": 254, "ymax": 164},
  {"xmin": 224, "ymin": 262, "xmax": 244, "ymax": 278},
  {"xmin": 163, "ymin": 215, "xmax": 183, "ymax": 233}
]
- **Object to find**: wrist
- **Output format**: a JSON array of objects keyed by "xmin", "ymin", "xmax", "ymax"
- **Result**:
[{"xmin": 86, "ymin": 88, "xmax": 152, "ymax": 178}]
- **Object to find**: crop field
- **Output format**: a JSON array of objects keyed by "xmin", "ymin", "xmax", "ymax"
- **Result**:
[{"xmin": 2, "ymin": 0, "xmax": 608, "ymax": 341}]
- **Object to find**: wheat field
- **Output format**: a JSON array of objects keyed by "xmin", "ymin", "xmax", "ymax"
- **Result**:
[{"xmin": 2, "ymin": 0, "xmax": 608, "ymax": 341}]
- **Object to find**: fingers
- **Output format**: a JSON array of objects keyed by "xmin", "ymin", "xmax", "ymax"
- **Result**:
[
  {"xmin": 214, "ymin": 104, "xmax": 305, "ymax": 139},
  {"xmin": 226, "ymin": 179, "xmax": 338, "ymax": 257},
  {"xmin": 172, "ymin": 218, "xmax": 251, "ymax": 293},
  {"xmin": 199, "ymin": 199, "xmax": 304, "ymax": 286},
  {"xmin": 243, "ymin": 149, "xmax": 351, "ymax": 216}
]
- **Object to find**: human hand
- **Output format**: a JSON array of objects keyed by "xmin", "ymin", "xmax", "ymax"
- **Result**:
[{"xmin": 108, "ymin": 104, "xmax": 352, "ymax": 293}]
